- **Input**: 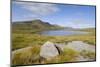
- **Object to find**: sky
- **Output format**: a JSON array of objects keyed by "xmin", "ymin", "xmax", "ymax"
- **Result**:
[{"xmin": 12, "ymin": 1, "xmax": 96, "ymax": 28}]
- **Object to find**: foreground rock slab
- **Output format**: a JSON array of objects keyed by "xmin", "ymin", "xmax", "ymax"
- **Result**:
[
  {"xmin": 67, "ymin": 41, "xmax": 95, "ymax": 52},
  {"xmin": 40, "ymin": 41, "xmax": 59, "ymax": 59}
]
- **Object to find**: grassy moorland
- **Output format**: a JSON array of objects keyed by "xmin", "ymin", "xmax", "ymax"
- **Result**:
[
  {"xmin": 12, "ymin": 20, "xmax": 96, "ymax": 65},
  {"xmin": 12, "ymin": 29, "xmax": 95, "ymax": 50},
  {"xmin": 12, "ymin": 20, "xmax": 64, "ymax": 50}
]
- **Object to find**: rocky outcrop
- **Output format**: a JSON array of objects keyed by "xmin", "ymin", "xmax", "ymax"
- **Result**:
[
  {"xmin": 12, "ymin": 41, "xmax": 95, "ymax": 64},
  {"xmin": 40, "ymin": 41, "xmax": 59, "ymax": 60},
  {"xmin": 67, "ymin": 41, "xmax": 95, "ymax": 52},
  {"xmin": 40, "ymin": 41, "xmax": 95, "ymax": 61}
]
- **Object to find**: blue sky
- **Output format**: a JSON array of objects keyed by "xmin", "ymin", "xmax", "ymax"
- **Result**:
[{"xmin": 12, "ymin": 1, "xmax": 96, "ymax": 28}]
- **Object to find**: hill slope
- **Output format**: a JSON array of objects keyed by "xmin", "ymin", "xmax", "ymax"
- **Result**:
[{"xmin": 12, "ymin": 19, "xmax": 63, "ymax": 34}]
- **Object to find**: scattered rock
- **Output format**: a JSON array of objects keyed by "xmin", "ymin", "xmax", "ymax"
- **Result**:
[
  {"xmin": 66, "ymin": 41, "xmax": 95, "ymax": 52},
  {"xmin": 12, "ymin": 41, "xmax": 95, "ymax": 63},
  {"xmin": 40, "ymin": 41, "xmax": 59, "ymax": 60}
]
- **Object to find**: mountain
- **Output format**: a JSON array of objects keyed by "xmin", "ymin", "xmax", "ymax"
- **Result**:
[{"xmin": 12, "ymin": 19, "xmax": 63, "ymax": 34}]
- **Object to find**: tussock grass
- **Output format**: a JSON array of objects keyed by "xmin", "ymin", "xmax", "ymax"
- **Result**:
[
  {"xmin": 50, "ymin": 34, "xmax": 95, "ymax": 45},
  {"xmin": 12, "ymin": 29, "xmax": 95, "ymax": 50},
  {"xmin": 12, "ymin": 34, "xmax": 55, "ymax": 50},
  {"xmin": 44, "ymin": 47, "xmax": 79, "ymax": 63},
  {"xmin": 80, "ymin": 50, "xmax": 96, "ymax": 60},
  {"xmin": 12, "ymin": 45, "xmax": 41, "ymax": 65},
  {"xmin": 12, "ymin": 28, "xmax": 95, "ymax": 65}
]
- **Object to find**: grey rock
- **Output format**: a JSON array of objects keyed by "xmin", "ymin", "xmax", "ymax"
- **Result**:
[
  {"xmin": 55, "ymin": 43, "xmax": 66, "ymax": 52},
  {"xmin": 40, "ymin": 41, "xmax": 59, "ymax": 59},
  {"xmin": 66, "ymin": 41, "xmax": 95, "ymax": 52}
]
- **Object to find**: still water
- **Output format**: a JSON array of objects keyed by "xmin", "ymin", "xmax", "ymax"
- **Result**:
[{"xmin": 40, "ymin": 30, "xmax": 88, "ymax": 36}]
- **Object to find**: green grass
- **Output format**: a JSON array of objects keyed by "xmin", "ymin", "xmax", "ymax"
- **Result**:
[
  {"xmin": 12, "ymin": 46, "xmax": 79, "ymax": 65},
  {"xmin": 12, "ymin": 30, "xmax": 95, "ymax": 50},
  {"xmin": 41, "ymin": 47, "xmax": 79, "ymax": 64},
  {"xmin": 12, "ymin": 45, "xmax": 41, "ymax": 65},
  {"xmin": 12, "ymin": 27, "xmax": 96, "ymax": 65},
  {"xmin": 12, "ymin": 34, "xmax": 56, "ymax": 50}
]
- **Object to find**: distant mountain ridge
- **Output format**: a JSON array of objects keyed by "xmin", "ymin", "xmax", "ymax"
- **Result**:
[
  {"xmin": 12, "ymin": 19, "xmax": 95, "ymax": 34},
  {"xmin": 12, "ymin": 19, "xmax": 64, "ymax": 34}
]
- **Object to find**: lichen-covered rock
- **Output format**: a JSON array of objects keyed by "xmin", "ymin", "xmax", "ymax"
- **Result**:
[
  {"xmin": 40, "ymin": 41, "xmax": 59, "ymax": 59},
  {"xmin": 67, "ymin": 41, "xmax": 95, "ymax": 52}
]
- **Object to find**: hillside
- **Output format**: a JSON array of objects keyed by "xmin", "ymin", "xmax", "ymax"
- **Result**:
[{"xmin": 12, "ymin": 19, "xmax": 63, "ymax": 34}]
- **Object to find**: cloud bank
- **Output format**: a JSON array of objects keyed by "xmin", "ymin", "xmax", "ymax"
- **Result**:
[{"xmin": 13, "ymin": 1, "xmax": 59, "ymax": 16}]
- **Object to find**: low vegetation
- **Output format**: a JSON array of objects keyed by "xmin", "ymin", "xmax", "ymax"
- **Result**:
[
  {"xmin": 12, "ymin": 45, "xmax": 41, "ymax": 65},
  {"xmin": 12, "ymin": 32, "xmax": 95, "ymax": 50},
  {"xmin": 80, "ymin": 50, "xmax": 96, "ymax": 60},
  {"xmin": 12, "ymin": 20, "xmax": 96, "ymax": 65}
]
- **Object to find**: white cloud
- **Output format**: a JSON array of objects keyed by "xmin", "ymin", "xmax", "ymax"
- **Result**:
[{"xmin": 13, "ymin": 1, "xmax": 59, "ymax": 16}]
